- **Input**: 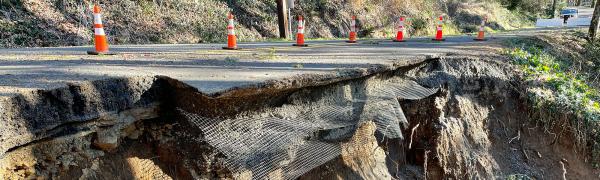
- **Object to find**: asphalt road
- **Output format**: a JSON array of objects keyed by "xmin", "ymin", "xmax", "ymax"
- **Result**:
[{"xmin": 0, "ymin": 30, "xmax": 568, "ymax": 98}]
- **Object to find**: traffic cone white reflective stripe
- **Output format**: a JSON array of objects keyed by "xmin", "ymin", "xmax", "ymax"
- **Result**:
[
  {"xmin": 298, "ymin": 18, "xmax": 305, "ymax": 34},
  {"xmin": 475, "ymin": 18, "xmax": 487, "ymax": 41},
  {"xmin": 399, "ymin": 19, "xmax": 405, "ymax": 31},
  {"xmin": 481, "ymin": 18, "xmax": 485, "ymax": 27},
  {"xmin": 394, "ymin": 16, "xmax": 406, "ymax": 42},
  {"xmin": 347, "ymin": 16, "xmax": 357, "ymax": 43},
  {"xmin": 351, "ymin": 17, "xmax": 356, "ymax": 32},
  {"xmin": 228, "ymin": 18, "xmax": 235, "ymax": 35},
  {"xmin": 433, "ymin": 15, "xmax": 445, "ymax": 41},
  {"xmin": 93, "ymin": 12, "xmax": 103, "ymax": 31},
  {"xmin": 223, "ymin": 13, "xmax": 238, "ymax": 50},
  {"xmin": 94, "ymin": 13, "xmax": 103, "ymax": 26},
  {"xmin": 87, "ymin": 4, "xmax": 110, "ymax": 55},
  {"xmin": 293, "ymin": 16, "xmax": 307, "ymax": 46},
  {"xmin": 94, "ymin": 27, "xmax": 105, "ymax": 36}
]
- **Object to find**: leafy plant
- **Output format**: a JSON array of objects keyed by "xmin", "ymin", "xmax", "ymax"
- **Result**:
[
  {"xmin": 292, "ymin": 63, "xmax": 304, "ymax": 68},
  {"xmin": 506, "ymin": 174, "xmax": 533, "ymax": 180},
  {"xmin": 224, "ymin": 56, "xmax": 239, "ymax": 63},
  {"xmin": 258, "ymin": 47, "xmax": 278, "ymax": 60},
  {"xmin": 505, "ymin": 43, "xmax": 600, "ymax": 165}
]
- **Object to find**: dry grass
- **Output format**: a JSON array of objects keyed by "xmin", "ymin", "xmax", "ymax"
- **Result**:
[{"xmin": 0, "ymin": 0, "xmax": 533, "ymax": 48}]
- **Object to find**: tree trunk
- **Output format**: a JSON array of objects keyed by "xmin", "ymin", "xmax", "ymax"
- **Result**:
[
  {"xmin": 552, "ymin": 0, "xmax": 559, "ymax": 18},
  {"xmin": 590, "ymin": 0, "xmax": 600, "ymax": 41}
]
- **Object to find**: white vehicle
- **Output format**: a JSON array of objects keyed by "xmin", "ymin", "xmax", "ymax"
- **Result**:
[{"xmin": 560, "ymin": 8, "xmax": 579, "ymax": 19}]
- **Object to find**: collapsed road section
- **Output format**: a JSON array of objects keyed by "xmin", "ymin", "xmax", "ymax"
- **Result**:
[
  {"xmin": 180, "ymin": 78, "xmax": 438, "ymax": 179},
  {"xmin": 0, "ymin": 55, "xmax": 597, "ymax": 179}
]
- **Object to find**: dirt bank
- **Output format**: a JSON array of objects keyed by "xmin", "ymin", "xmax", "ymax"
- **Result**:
[
  {"xmin": 0, "ymin": 55, "xmax": 598, "ymax": 179},
  {"xmin": 400, "ymin": 56, "xmax": 599, "ymax": 179},
  {"xmin": 0, "ymin": 0, "xmax": 532, "ymax": 48}
]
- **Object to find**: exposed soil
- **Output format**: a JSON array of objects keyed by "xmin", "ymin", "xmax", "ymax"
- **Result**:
[
  {"xmin": 294, "ymin": 57, "xmax": 598, "ymax": 179},
  {"xmin": 0, "ymin": 55, "xmax": 598, "ymax": 179},
  {"xmin": 400, "ymin": 57, "xmax": 599, "ymax": 179}
]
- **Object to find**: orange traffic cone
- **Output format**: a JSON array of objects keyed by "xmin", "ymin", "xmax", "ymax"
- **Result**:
[
  {"xmin": 432, "ymin": 15, "xmax": 445, "ymax": 41},
  {"xmin": 223, "ymin": 12, "xmax": 238, "ymax": 50},
  {"xmin": 293, "ymin": 16, "xmax": 308, "ymax": 47},
  {"xmin": 474, "ymin": 17, "xmax": 487, "ymax": 41},
  {"xmin": 87, "ymin": 5, "xmax": 112, "ymax": 55},
  {"xmin": 347, "ymin": 16, "xmax": 357, "ymax": 43},
  {"xmin": 393, "ymin": 16, "xmax": 407, "ymax": 42}
]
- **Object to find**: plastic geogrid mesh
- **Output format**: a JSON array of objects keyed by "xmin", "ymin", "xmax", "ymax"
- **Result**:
[
  {"xmin": 181, "ymin": 105, "xmax": 350, "ymax": 179},
  {"xmin": 179, "ymin": 80, "xmax": 438, "ymax": 179}
]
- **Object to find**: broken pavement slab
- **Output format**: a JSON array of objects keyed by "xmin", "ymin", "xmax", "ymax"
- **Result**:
[
  {"xmin": 1, "ymin": 27, "xmax": 599, "ymax": 179},
  {"xmin": 0, "ymin": 37, "xmax": 501, "ymax": 157},
  {"xmin": 0, "ymin": 37, "xmax": 503, "ymax": 97}
]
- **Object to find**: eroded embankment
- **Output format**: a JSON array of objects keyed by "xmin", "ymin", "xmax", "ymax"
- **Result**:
[{"xmin": 0, "ymin": 56, "xmax": 597, "ymax": 179}]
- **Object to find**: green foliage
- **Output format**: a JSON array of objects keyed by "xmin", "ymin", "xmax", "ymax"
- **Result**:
[
  {"xmin": 506, "ymin": 174, "xmax": 534, "ymax": 180},
  {"xmin": 411, "ymin": 18, "xmax": 428, "ymax": 33},
  {"xmin": 0, "ymin": 16, "xmax": 59, "ymax": 47},
  {"xmin": 224, "ymin": 56, "xmax": 239, "ymax": 63},
  {"xmin": 0, "ymin": 0, "xmax": 21, "ymax": 7},
  {"xmin": 258, "ymin": 47, "xmax": 278, "ymax": 60},
  {"xmin": 292, "ymin": 63, "xmax": 304, "ymax": 68},
  {"xmin": 506, "ymin": 42, "xmax": 600, "ymax": 166},
  {"xmin": 138, "ymin": 0, "xmax": 156, "ymax": 14},
  {"xmin": 361, "ymin": 25, "xmax": 376, "ymax": 37},
  {"xmin": 498, "ymin": 0, "xmax": 557, "ymax": 17},
  {"xmin": 583, "ymin": 40, "xmax": 600, "ymax": 74},
  {"xmin": 508, "ymin": 46, "xmax": 600, "ymax": 119}
]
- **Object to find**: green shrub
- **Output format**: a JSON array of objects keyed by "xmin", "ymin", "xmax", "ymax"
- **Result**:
[
  {"xmin": 506, "ymin": 174, "xmax": 533, "ymax": 180},
  {"xmin": 411, "ymin": 18, "xmax": 428, "ymax": 34},
  {"xmin": 583, "ymin": 41, "xmax": 600, "ymax": 76},
  {"xmin": 506, "ymin": 44, "xmax": 600, "ymax": 166},
  {"xmin": 0, "ymin": 0, "xmax": 22, "ymax": 7}
]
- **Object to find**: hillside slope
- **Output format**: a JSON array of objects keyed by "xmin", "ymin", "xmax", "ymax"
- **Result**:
[{"xmin": 0, "ymin": 0, "xmax": 533, "ymax": 48}]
